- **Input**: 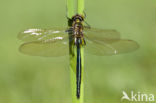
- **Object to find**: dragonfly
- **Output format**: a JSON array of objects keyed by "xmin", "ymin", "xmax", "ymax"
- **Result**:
[{"xmin": 18, "ymin": 14, "xmax": 139, "ymax": 99}]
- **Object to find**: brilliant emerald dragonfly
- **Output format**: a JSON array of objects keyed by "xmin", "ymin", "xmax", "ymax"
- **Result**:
[{"xmin": 18, "ymin": 14, "xmax": 139, "ymax": 99}]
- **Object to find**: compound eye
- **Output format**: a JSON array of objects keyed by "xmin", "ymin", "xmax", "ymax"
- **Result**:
[
  {"xmin": 79, "ymin": 18, "xmax": 82, "ymax": 21},
  {"xmin": 73, "ymin": 18, "xmax": 77, "ymax": 22},
  {"xmin": 79, "ymin": 17, "xmax": 84, "ymax": 21}
]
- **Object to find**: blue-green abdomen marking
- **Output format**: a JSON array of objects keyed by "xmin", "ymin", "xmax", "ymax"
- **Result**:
[{"xmin": 76, "ymin": 38, "xmax": 82, "ymax": 99}]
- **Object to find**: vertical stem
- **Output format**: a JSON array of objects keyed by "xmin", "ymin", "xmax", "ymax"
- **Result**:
[
  {"xmin": 77, "ymin": 0, "xmax": 85, "ymax": 101},
  {"xmin": 80, "ymin": 45, "xmax": 84, "ymax": 103},
  {"xmin": 77, "ymin": 0, "xmax": 85, "ymax": 102},
  {"xmin": 66, "ymin": 0, "xmax": 75, "ymax": 18},
  {"xmin": 77, "ymin": 0, "xmax": 84, "ymax": 15},
  {"xmin": 67, "ymin": 0, "xmax": 84, "ymax": 103},
  {"xmin": 69, "ymin": 42, "xmax": 84, "ymax": 103}
]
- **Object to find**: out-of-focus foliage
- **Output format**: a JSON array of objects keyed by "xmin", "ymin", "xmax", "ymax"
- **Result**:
[{"xmin": 0, "ymin": 0, "xmax": 156, "ymax": 103}]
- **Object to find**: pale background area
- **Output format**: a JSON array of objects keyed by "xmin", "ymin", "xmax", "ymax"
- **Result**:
[{"xmin": 0, "ymin": 0, "xmax": 156, "ymax": 103}]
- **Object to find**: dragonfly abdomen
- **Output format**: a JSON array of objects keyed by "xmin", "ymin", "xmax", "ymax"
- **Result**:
[{"xmin": 76, "ymin": 38, "xmax": 82, "ymax": 99}]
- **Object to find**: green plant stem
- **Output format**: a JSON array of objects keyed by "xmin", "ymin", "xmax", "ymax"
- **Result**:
[
  {"xmin": 77, "ymin": 0, "xmax": 84, "ymax": 15},
  {"xmin": 69, "ymin": 45, "xmax": 84, "ymax": 103},
  {"xmin": 67, "ymin": 0, "xmax": 75, "ymax": 18},
  {"xmin": 67, "ymin": 0, "xmax": 84, "ymax": 103}
]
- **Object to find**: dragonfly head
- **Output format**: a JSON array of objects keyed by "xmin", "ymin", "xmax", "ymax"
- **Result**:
[{"xmin": 72, "ymin": 14, "xmax": 84, "ymax": 23}]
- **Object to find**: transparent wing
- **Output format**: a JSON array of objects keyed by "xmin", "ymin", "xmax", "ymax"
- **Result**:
[
  {"xmin": 18, "ymin": 27, "xmax": 69, "ymax": 42},
  {"xmin": 84, "ymin": 28, "xmax": 120, "ymax": 40},
  {"xmin": 85, "ymin": 38, "xmax": 139, "ymax": 56},
  {"xmin": 84, "ymin": 28, "xmax": 139, "ymax": 55},
  {"xmin": 19, "ymin": 39, "xmax": 69, "ymax": 57}
]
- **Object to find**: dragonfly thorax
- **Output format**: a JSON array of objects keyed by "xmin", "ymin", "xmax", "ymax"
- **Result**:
[{"xmin": 71, "ymin": 14, "xmax": 86, "ymax": 46}]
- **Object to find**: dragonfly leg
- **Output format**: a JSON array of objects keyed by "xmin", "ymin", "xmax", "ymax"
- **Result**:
[
  {"xmin": 66, "ymin": 27, "xmax": 73, "ymax": 34},
  {"xmin": 84, "ymin": 21, "xmax": 91, "ymax": 29}
]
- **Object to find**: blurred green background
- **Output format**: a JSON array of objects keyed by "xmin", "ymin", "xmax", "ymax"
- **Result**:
[{"xmin": 0, "ymin": 0, "xmax": 156, "ymax": 103}]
